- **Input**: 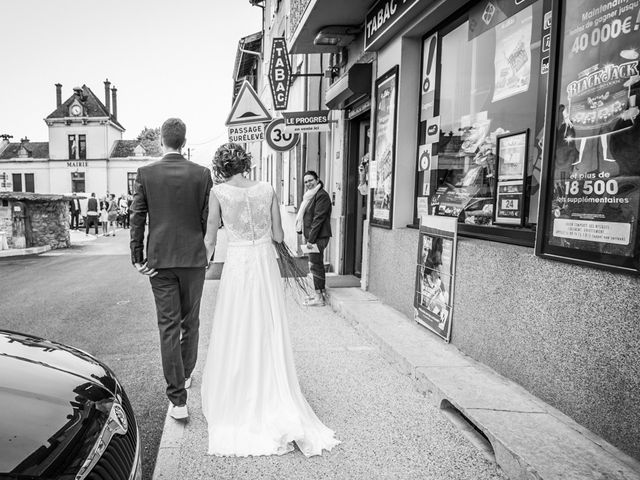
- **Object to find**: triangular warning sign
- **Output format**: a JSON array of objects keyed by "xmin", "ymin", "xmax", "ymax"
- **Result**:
[{"xmin": 225, "ymin": 81, "xmax": 272, "ymax": 126}]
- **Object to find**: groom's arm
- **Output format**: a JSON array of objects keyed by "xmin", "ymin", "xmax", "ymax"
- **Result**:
[{"xmin": 130, "ymin": 169, "xmax": 148, "ymax": 265}]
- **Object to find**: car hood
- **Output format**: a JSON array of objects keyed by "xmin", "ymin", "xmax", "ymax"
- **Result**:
[{"xmin": 0, "ymin": 330, "xmax": 119, "ymax": 477}]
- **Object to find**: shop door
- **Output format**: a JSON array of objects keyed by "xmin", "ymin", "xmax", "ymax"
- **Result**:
[{"xmin": 344, "ymin": 115, "xmax": 370, "ymax": 277}]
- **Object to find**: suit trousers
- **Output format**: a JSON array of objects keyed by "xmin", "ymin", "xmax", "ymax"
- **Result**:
[
  {"xmin": 85, "ymin": 215, "xmax": 99, "ymax": 234},
  {"xmin": 308, "ymin": 237, "xmax": 329, "ymax": 292},
  {"xmin": 70, "ymin": 212, "xmax": 79, "ymax": 229},
  {"xmin": 150, "ymin": 267, "xmax": 206, "ymax": 406}
]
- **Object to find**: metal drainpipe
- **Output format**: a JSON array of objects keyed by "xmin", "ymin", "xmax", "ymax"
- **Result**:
[
  {"xmin": 317, "ymin": 54, "xmax": 324, "ymax": 180},
  {"xmin": 301, "ymin": 53, "xmax": 309, "ymax": 202}
]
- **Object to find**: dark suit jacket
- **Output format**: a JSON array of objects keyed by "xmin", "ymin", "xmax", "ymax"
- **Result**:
[
  {"xmin": 302, "ymin": 187, "xmax": 332, "ymax": 244},
  {"xmin": 130, "ymin": 153, "xmax": 213, "ymax": 268}
]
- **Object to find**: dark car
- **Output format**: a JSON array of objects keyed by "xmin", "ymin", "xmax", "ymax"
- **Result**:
[{"xmin": 0, "ymin": 330, "xmax": 141, "ymax": 480}]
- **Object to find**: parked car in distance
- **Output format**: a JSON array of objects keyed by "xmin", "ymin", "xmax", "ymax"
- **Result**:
[{"xmin": 0, "ymin": 330, "xmax": 141, "ymax": 480}]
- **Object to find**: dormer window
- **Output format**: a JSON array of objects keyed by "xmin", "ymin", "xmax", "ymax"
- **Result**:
[
  {"xmin": 68, "ymin": 134, "xmax": 86, "ymax": 160},
  {"xmin": 134, "ymin": 144, "xmax": 146, "ymax": 157}
]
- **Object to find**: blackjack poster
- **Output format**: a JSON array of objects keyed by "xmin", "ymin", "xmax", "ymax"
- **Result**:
[{"xmin": 543, "ymin": 0, "xmax": 640, "ymax": 271}]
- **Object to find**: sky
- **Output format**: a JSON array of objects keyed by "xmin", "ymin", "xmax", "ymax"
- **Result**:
[{"xmin": 0, "ymin": 0, "xmax": 262, "ymax": 167}]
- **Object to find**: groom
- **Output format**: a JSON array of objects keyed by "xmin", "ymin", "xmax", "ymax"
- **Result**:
[{"xmin": 130, "ymin": 118, "xmax": 213, "ymax": 420}]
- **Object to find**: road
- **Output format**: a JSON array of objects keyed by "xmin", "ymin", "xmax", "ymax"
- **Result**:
[{"xmin": 0, "ymin": 230, "xmax": 165, "ymax": 480}]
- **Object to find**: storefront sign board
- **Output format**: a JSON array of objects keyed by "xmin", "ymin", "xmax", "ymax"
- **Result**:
[
  {"xmin": 414, "ymin": 215, "xmax": 458, "ymax": 343},
  {"xmin": 365, "ymin": 0, "xmax": 421, "ymax": 51},
  {"xmin": 371, "ymin": 66, "xmax": 398, "ymax": 228},
  {"xmin": 282, "ymin": 110, "xmax": 330, "ymax": 134},
  {"xmin": 268, "ymin": 37, "xmax": 292, "ymax": 111},
  {"xmin": 538, "ymin": 0, "xmax": 640, "ymax": 273}
]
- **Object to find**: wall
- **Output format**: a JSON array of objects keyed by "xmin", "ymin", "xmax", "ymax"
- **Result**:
[
  {"xmin": 27, "ymin": 200, "xmax": 70, "ymax": 249},
  {"xmin": 368, "ymin": 226, "xmax": 640, "ymax": 460}
]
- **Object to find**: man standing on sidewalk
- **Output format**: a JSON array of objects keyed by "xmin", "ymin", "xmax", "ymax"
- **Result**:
[
  {"xmin": 85, "ymin": 193, "xmax": 100, "ymax": 236},
  {"xmin": 130, "ymin": 118, "xmax": 213, "ymax": 421}
]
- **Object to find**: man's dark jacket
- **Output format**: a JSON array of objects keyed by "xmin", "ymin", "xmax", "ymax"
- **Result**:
[
  {"xmin": 302, "ymin": 187, "xmax": 332, "ymax": 244},
  {"xmin": 130, "ymin": 153, "xmax": 213, "ymax": 268}
]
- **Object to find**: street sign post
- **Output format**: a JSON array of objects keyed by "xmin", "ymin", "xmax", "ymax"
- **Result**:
[
  {"xmin": 268, "ymin": 38, "xmax": 292, "ymax": 111},
  {"xmin": 265, "ymin": 118, "xmax": 299, "ymax": 152},
  {"xmin": 228, "ymin": 123, "xmax": 265, "ymax": 143},
  {"xmin": 226, "ymin": 81, "xmax": 272, "ymax": 126}
]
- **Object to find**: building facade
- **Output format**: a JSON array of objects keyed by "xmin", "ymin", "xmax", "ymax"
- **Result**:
[
  {"xmin": 0, "ymin": 81, "xmax": 158, "ymax": 197},
  {"xmin": 243, "ymin": 0, "xmax": 640, "ymax": 462}
]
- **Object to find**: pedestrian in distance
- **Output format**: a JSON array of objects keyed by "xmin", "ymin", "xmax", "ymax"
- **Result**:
[
  {"xmin": 69, "ymin": 193, "xmax": 81, "ymax": 230},
  {"xmin": 85, "ymin": 192, "xmax": 100, "ymax": 236},
  {"xmin": 119, "ymin": 193, "xmax": 130, "ymax": 228},
  {"xmin": 130, "ymin": 118, "xmax": 213, "ymax": 421},
  {"xmin": 296, "ymin": 170, "xmax": 332, "ymax": 307},
  {"xmin": 99, "ymin": 197, "xmax": 109, "ymax": 235},
  {"xmin": 107, "ymin": 193, "xmax": 118, "ymax": 236},
  {"xmin": 200, "ymin": 142, "xmax": 339, "ymax": 457}
]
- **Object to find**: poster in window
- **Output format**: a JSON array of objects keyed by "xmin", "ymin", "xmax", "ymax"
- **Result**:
[
  {"xmin": 414, "ymin": 215, "xmax": 458, "ymax": 342},
  {"xmin": 421, "ymin": 33, "xmax": 438, "ymax": 121},
  {"xmin": 540, "ymin": 0, "xmax": 640, "ymax": 272},
  {"xmin": 494, "ymin": 130, "xmax": 528, "ymax": 225},
  {"xmin": 493, "ymin": 6, "xmax": 533, "ymax": 102},
  {"xmin": 371, "ymin": 67, "xmax": 398, "ymax": 228}
]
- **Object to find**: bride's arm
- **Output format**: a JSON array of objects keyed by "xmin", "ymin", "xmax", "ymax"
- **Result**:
[
  {"xmin": 271, "ymin": 189, "xmax": 284, "ymax": 243},
  {"xmin": 204, "ymin": 190, "xmax": 221, "ymax": 263}
]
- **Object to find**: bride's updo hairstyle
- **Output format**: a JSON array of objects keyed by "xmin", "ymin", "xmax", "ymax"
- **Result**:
[{"xmin": 212, "ymin": 142, "xmax": 252, "ymax": 181}]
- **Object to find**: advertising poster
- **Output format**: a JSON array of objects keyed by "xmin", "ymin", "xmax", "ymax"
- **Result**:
[
  {"xmin": 421, "ymin": 34, "xmax": 438, "ymax": 121},
  {"xmin": 371, "ymin": 67, "xmax": 398, "ymax": 228},
  {"xmin": 414, "ymin": 215, "xmax": 458, "ymax": 342},
  {"xmin": 494, "ymin": 130, "xmax": 528, "ymax": 225},
  {"xmin": 542, "ymin": 0, "xmax": 640, "ymax": 271},
  {"xmin": 493, "ymin": 6, "xmax": 533, "ymax": 102}
]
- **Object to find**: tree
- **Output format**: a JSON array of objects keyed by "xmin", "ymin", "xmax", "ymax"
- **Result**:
[{"xmin": 136, "ymin": 126, "xmax": 162, "ymax": 156}]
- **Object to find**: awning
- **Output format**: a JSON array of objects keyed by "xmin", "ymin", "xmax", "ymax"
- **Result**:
[
  {"xmin": 325, "ymin": 63, "xmax": 372, "ymax": 110},
  {"xmin": 289, "ymin": 0, "xmax": 371, "ymax": 54}
]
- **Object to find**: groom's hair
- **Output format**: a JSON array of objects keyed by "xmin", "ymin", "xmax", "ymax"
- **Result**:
[{"xmin": 161, "ymin": 118, "xmax": 186, "ymax": 150}]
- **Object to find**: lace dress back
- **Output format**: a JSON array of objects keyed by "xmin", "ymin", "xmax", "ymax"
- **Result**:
[
  {"xmin": 201, "ymin": 181, "xmax": 340, "ymax": 457},
  {"xmin": 212, "ymin": 182, "xmax": 273, "ymax": 244}
]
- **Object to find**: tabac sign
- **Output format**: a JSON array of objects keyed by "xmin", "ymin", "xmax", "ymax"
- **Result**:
[
  {"xmin": 365, "ymin": 0, "xmax": 421, "ymax": 51},
  {"xmin": 268, "ymin": 37, "xmax": 292, "ymax": 111}
]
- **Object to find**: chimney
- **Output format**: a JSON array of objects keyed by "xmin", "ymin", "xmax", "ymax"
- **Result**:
[
  {"xmin": 104, "ymin": 78, "xmax": 111, "ymax": 114},
  {"xmin": 55, "ymin": 83, "xmax": 62, "ymax": 107},
  {"xmin": 111, "ymin": 86, "xmax": 118, "ymax": 120}
]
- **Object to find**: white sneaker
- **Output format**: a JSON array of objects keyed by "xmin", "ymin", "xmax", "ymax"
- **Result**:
[
  {"xmin": 169, "ymin": 403, "xmax": 188, "ymax": 420},
  {"xmin": 184, "ymin": 377, "xmax": 192, "ymax": 389}
]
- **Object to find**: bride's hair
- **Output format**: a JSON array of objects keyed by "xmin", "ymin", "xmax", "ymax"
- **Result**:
[{"xmin": 212, "ymin": 143, "xmax": 252, "ymax": 180}]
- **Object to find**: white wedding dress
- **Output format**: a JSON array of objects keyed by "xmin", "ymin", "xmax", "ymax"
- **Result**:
[{"xmin": 201, "ymin": 181, "xmax": 340, "ymax": 457}]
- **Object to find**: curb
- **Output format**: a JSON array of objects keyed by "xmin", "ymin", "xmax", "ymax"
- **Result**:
[
  {"xmin": 0, "ymin": 245, "xmax": 51, "ymax": 258},
  {"xmin": 326, "ymin": 288, "xmax": 640, "ymax": 480}
]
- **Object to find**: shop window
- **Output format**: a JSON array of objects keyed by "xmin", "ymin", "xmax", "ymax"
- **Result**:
[
  {"xmin": 127, "ymin": 172, "xmax": 137, "ymax": 195},
  {"xmin": 12, "ymin": 173, "xmax": 22, "ymax": 192},
  {"xmin": 416, "ymin": 0, "xmax": 548, "ymax": 245},
  {"xmin": 71, "ymin": 172, "xmax": 85, "ymax": 193},
  {"xmin": 24, "ymin": 173, "xmax": 34, "ymax": 193}
]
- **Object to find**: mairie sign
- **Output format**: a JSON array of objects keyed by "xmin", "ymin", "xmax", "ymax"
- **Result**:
[
  {"xmin": 268, "ymin": 38, "xmax": 292, "ymax": 111},
  {"xmin": 282, "ymin": 110, "xmax": 331, "ymax": 134},
  {"xmin": 226, "ymin": 81, "xmax": 272, "ymax": 126}
]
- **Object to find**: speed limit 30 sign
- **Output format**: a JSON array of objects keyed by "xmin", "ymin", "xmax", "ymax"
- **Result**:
[{"xmin": 265, "ymin": 118, "xmax": 300, "ymax": 152}]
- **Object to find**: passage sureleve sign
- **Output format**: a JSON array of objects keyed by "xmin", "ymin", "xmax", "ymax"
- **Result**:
[{"xmin": 541, "ymin": 0, "xmax": 640, "ymax": 272}]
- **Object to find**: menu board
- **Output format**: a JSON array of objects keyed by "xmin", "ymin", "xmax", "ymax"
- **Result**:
[
  {"xmin": 414, "ymin": 215, "xmax": 458, "ymax": 342},
  {"xmin": 371, "ymin": 67, "xmax": 398, "ymax": 228},
  {"xmin": 540, "ymin": 0, "xmax": 640, "ymax": 272},
  {"xmin": 494, "ymin": 130, "xmax": 528, "ymax": 225}
]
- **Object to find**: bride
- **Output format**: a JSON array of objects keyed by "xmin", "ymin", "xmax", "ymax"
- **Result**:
[{"xmin": 201, "ymin": 143, "xmax": 340, "ymax": 457}]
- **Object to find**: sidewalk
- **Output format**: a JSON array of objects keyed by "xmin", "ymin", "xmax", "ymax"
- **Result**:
[
  {"xmin": 0, "ymin": 229, "xmax": 99, "ymax": 258},
  {"xmin": 152, "ymin": 283, "xmax": 640, "ymax": 480},
  {"xmin": 325, "ymin": 288, "xmax": 640, "ymax": 480}
]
